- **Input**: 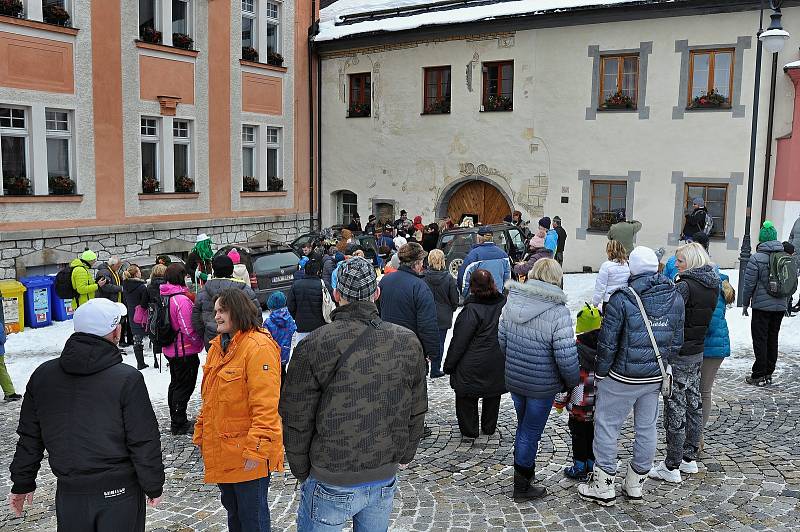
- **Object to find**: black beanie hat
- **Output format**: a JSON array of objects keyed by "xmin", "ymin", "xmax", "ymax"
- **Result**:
[{"xmin": 212, "ymin": 255, "xmax": 234, "ymax": 278}]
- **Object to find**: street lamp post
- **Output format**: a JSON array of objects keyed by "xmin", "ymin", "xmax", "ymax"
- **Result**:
[{"xmin": 737, "ymin": 0, "xmax": 789, "ymax": 306}]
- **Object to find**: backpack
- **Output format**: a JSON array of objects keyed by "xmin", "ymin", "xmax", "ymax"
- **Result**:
[
  {"xmin": 54, "ymin": 265, "xmax": 79, "ymax": 302},
  {"xmin": 702, "ymin": 212, "xmax": 714, "ymax": 235},
  {"xmin": 147, "ymin": 294, "xmax": 177, "ymax": 346},
  {"xmin": 767, "ymin": 251, "xmax": 798, "ymax": 298}
]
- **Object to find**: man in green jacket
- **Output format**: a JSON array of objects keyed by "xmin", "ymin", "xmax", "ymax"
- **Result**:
[
  {"xmin": 607, "ymin": 210, "xmax": 641, "ymax": 255},
  {"xmin": 70, "ymin": 250, "xmax": 106, "ymax": 309}
]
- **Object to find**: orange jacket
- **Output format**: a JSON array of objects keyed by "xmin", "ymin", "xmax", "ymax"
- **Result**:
[{"xmin": 193, "ymin": 328, "xmax": 284, "ymax": 484}]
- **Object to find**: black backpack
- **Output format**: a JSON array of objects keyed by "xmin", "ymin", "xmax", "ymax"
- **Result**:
[
  {"xmin": 54, "ymin": 265, "xmax": 79, "ymax": 302},
  {"xmin": 147, "ymin": 294, "xmax": 178, "ymax": 346}
]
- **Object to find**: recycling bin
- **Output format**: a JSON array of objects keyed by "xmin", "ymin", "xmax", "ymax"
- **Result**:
[
  {"xmin": 21, "ymin": 276, "xmax": 54, "ymax": 329},
  {"xmin": 0, "ymin": 280, "xmax": 26, "ymax": 333},
  {"xmin": 50, "ymin": 276, "xmax": 74, "ymax": 321}
]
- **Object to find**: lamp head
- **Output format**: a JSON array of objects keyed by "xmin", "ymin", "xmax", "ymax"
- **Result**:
[{"xmin": 760, "ymin": 9, "xmax": 789, "ymax": 54}]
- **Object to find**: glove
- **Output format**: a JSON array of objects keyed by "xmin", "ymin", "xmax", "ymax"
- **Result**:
[{"xmin": 742, "ymin": 307, "xmax": 749, "ymax": 317}]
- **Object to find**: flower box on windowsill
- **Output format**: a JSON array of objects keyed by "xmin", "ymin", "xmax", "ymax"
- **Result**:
[
  {"xmin": 49, "ymin": 175, "xmax": 75, "ymax": 195},
  {"xmin": 267, "ymin": 177, "xmax": 284, "ymax": 192},
  {"xmin": 242, "ymin": 46, "xmax": 259, "ymax": 62},
  {"xmin": 688, "ymin": 89, "xmax": 731, "ymax": 110},
  {"xmin": 600, "ymin": 91, "xmax": 636, "ymax": 111},
  {"xmin": 0, "ymin": 0, "xmax": 23, "ymax": 18},
  {"xmin": 422, "ymin": 100, "xmax": 451, "ymax": 115},
  {"xmin": 267, "ymin": 52, "xmax": 284, "ymax": 67},
  {"xmin": 175, "ymin": 176, "xmax": 195, "ymax": 193},
  {"xmin": 243, "ymin": 176, "xmax": 259, "ymax": 192},
  {"xmin": 481, "ymin": 96, "xmax": 513, "ymax": 112},
  {"xmin": 172, "ymin": 32, "xmax": 193, "ymax": 50},
  {"xmin": 42, "ymin": 3, "xmax": 70, "ymax": 27},
  {"xmin": 347, "ymin": 104, "xmax": 371, "ymax": 118},
  {"xmin": 140, "ymin": 26, "xmax": 162, "ymax": 44},
  {"xmin": 3, "ymin": 176, "xmax": 31, "ymax": 196}
]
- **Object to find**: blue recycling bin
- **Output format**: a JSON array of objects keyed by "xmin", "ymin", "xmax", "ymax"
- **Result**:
[
  {"xmin": 21, "ymin": 276, "xmax": 54, "ymax": 329},
  {"xmin": 50, "ymin": 276, "xmax": 74, "ymax": 321}
]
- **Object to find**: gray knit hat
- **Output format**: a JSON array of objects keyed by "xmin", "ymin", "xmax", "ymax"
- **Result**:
[{"xmin": 336, "ymin": 257, "xmax": 378, "ymax": 301}]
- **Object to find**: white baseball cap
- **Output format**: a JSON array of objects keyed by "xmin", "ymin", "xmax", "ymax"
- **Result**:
[
  {"xmin": 196, "ymin": 233, "xmax": 210, "ymax": 242},
  {"xmin": 73, "ymin": 298, "xmax": 128, "ymax": 337}
]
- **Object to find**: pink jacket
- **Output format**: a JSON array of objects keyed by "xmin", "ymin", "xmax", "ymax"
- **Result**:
[{"xmin": 160, "ymin": 283, "xmax": 204, "ymax": 357}]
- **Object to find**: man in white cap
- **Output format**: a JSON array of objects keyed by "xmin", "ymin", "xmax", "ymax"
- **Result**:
[{"xmin": 9, "ymin": 298, "xmax": 164, "ymax": 532}]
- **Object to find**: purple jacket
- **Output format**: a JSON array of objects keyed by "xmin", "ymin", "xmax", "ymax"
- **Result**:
[{"xmin": 160, "ymin": 283, "xmax": 204, "ymax": 357}]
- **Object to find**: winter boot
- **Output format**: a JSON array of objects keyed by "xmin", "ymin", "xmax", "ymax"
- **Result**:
[
  {"xmin": 564, "ymin": 460, "xmax": 588, "ymax": 481},
  {"xmin": 621, "ymin": 462, "xmax": 648, "ymax": 503},
  {"xmin": 745, "ymin": 375, "xmax": 768, "ymax": 386},
  {"xmin": 578, "ymin": 466, "xmax": 616, "ymax": 506},
  {"xmin": 134, "ymin": 344, "xmax": 148, "ymax": 370},
  {"xmin": 513, "ymin": 463, "xmax": 546, "ymax": 501}
]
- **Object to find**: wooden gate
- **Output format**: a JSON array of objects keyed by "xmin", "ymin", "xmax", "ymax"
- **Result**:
[{"xmin": 446, "ymin": 180, "xmax": 511, "ymax": 225}]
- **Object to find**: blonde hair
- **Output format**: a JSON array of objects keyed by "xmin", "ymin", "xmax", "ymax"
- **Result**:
[
  {"xmin": 150, "ymin": 263, "xmax": 167, "ymax": 280},
  {"xmin": 528, "ymin": 258, "xmax": 563, "ymax": 286},
  {"xmin": 126, "ymin": 265, "xmax": 141, "ymax": 279},
  {"xmin": 606, "ymin": 240, "xmax": 628, "ymax": 263},
  {"xmin": 676, "ymin": 242, "xmax": 711, "ymax": 271},
  {"xmin": 428, "ymin": 249, "xmax": 446, "ymax": 271}
]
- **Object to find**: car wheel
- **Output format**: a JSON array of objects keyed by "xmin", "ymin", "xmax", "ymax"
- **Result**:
[{"xmin": 448, "ymin": 258, "xmax": 463, "ymax": 279}]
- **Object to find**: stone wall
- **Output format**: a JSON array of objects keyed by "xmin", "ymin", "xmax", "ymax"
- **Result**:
[{"xmin": 0, "ymin": 214, "xmax": 312, "ymax": 280}]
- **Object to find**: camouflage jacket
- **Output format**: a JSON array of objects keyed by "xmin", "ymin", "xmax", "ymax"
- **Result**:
[{"xmin": 279, "ymin": 300, "xmax": 428, "ymax": 486}]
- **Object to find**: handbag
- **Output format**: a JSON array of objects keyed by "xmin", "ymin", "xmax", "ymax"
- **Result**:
[
  {"xmin": 627, "ymin": 287, "xmax": 673, "ymax": 399},
  {"xmin": 320, "ymin": 280, "xmax": 336, "ymax": 323}
]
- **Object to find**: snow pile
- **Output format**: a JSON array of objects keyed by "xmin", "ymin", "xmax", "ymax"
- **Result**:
[{"xmin": 318, "ymin": 0, "xmax": 643, "ymax": 42}]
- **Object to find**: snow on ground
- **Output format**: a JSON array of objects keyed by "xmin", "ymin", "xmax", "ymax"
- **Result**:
[{"xmin": 4, "ymin": 271, "xmax": 799, "ymax": 399}]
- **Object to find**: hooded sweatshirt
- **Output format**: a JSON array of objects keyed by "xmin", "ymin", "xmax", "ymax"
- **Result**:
[
  {"xmin": 499, "ymin": 279, "xmax": 580, "ymax": 398},
  {"xmin": 674, "ymin": 264, "xmax": 720, "ymax": 363},
  {"xmin": 10, "ymin": 333, "xmax": 164, "ymax": 498}
]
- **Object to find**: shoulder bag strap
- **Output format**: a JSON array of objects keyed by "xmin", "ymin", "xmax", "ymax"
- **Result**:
[
  {"xmin": 627, "ymin": 287, "xmax": 668, "ymax": 380},
  {"xmin": 322, "ymin": 318, "xmax": 382, "ymax": 390}
]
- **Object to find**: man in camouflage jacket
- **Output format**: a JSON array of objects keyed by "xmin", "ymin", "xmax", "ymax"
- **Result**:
[{"xmin": 280, "ymin": 257, "xmax": 428, "ymax": 530}]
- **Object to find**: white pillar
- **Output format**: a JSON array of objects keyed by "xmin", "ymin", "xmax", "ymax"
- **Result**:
[
  {"xmin": 29, "ymin": 103, "xmax": 48, "ymax": 195},
  {"xmin": 162, "ymin": 116, "xmax": 175, "ymax": 192},
  {"xmin": 27, "ymin": 1, "xmax": 43, "ymax": 22},
  {"xmin": 162, "ymin": 0, "xmax": 173, "ymax": 46}
]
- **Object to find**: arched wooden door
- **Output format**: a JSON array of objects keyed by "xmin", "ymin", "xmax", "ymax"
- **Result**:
[{"xmin": 446, "ymin": 180, "xmax": 510, "ymax": 225}]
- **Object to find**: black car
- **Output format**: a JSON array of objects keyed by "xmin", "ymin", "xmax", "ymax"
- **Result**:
[
  {"xmin": 437, "ymin": 223, "xmax": 527, "ymax": 279},
  {"xmin": 213, "ymin": 243, "xmax": 300, "ymax": 308}
]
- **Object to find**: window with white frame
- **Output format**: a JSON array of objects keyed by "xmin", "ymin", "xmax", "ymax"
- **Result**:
[
  {"xmin": 266, "ymin": 127, "xmax": 282, "ymax": 191},
  {"xmin": 172, "ymin": 0, "xmax": 192, "ymax": 38},
  {"xmin": 45, "ymin": 109, "xmax": 74, "ymax": 194},
  {"xmin": 42, "ymin": 0, "xmax": 72, "ymax": 26},
  {"xmin": 265, "ymin": 1, "xmax": 281, "ymax": 60},
  {"xmin": 173, "ymin": 119, "xmax": 192, "ymax": 192},
  {"xmin": 242, "ymin": 0, "xmax": 257, "ymax": 60},
  {"xmin": 242, "ymin": 125, "xmax": 258, "ymax": 191},
  {"xmin": 139, "ymin": 0, "xmax": 161, "ymax": 42},
  {"xmin": 140, "ymin": 117, "xmax": 160, "ymax": 192},
  {"xmin": 0, "ymin": 107, "xmax": 30, "ymax": 196}
]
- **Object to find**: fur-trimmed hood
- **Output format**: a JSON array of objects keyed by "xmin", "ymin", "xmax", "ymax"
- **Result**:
[{"xmin": 503, "ymin": 279, "xmax": 568, "ymax": 324}]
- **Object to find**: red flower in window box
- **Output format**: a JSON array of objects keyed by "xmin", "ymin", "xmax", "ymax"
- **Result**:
[
  {"xmin": 140, "ymin": 26, "xmax": 162, "ymax": 44},
  {"xmin": 267, "ymin": 51, "xmax": 284, "ymax": 67},
  {"xmin": 243, "ymin": 176, "xmax": 259, "ymax": 192},
  {"xmin": 49, "ymin": 175, "xmax": 75, "ymax": 195},
  {"xmin": 691, "ymin": 88, "xmax": 728, "ymax": 108},
  {"xmin": 602, "ymin": 90, "xmax": 635, "ymax": 110},
  {"xmin": 172, "ymin": 32, "xmax": 193, "ymax": 50},
  {"xmin": 485, "ymin": 95, "xmax": 513, "ymax": 112},
  {"xmin": 142, "ymin": 176, "xmax": 160, "ymax": 194},
  {"xmin": 43, "ymin": 3, "xmax": 70, "ymax": 26},
  {"xmin": 175, "ymin": 176, "xmax": 195, "ymax": 193},
  {"xmin": 0, "ymin": 0, "xmax": 23, "ymax": 18},
  {"xmin": 348, "ymin": 102, "xmax": 371, "ymax": 117},
  {"xmin": 242, "ymin": 46, "xmax": 259, "ymax": 62},
  {"xmin": 424, "ymin": 98, "xmax": 451, "ymax": 114},
  {"xmin": 3, "ymin": 175, "xmax": 31, "ymax": 196}
]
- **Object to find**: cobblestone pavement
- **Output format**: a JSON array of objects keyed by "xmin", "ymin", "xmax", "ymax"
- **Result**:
[{"xmin": 1, "ymin": 351, "xmax": 799, "ymax": 531}]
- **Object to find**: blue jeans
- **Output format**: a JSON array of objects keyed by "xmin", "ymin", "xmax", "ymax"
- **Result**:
[
  {"xmin": 219, "ymin": 476, "xmax": 271, "ymax": 532},
  {"xmin": 430, "ymin": 329, "xmax": 448, "ymax": 374},
  {"xmin": 297, "ymin": 475, "xmax": 397, "ymax": 532},
  {"xmin": 511, "ymin": 393, "xmax": 554, "ymax": 468}
]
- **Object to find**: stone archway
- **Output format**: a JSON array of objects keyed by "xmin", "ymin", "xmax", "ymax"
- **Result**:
[{"xmin": 436, "ymin": 172, "xmax": 513, "ymax": 225}]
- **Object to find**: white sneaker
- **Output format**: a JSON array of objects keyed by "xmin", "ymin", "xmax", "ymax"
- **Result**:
[
  {"xmin": 679, "ymin": 460, "xmax": 699, "ymax": 474},
  {"xmin": 648, "ymin": 461, "xmax": 682, "ymax": 484},
  {"xmin": 578, "ymin": 467, "xmax": 616, "ymax": 506}
]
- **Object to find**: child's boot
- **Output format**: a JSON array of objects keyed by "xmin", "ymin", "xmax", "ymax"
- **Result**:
[{"xmin": 564, "ymin": 460, "xmax": 588, "ymax": 481}]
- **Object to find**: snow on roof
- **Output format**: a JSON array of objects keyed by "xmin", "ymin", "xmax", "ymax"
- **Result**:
[
  {"xmin": 785, "ymin": 60, "xmax": 800, "ymax": 69},
  {"xmin": 317, "ymin": 0, "xmax": 653, "ymax": 42}
]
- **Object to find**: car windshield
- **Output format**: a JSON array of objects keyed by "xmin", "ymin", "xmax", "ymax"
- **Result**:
[
  {"xmin": 253, "ymin": 252, "xmax": 299, "ymax": 274},
  {"xmin": 441, "ymin": 233, "xmax": 475, "ymax": 255}
]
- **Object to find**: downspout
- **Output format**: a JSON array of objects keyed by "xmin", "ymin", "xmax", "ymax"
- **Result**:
[
  {"xmin": 759, "ymin": 53, "xmax": 779, "ymax": 226},
  {"xmin": 308, "ymin": 0, "xmax": 318, "ymax": 231},
  {"xmin": 317, "ymin": 45, "xmax": 323, "ymax": 231}
]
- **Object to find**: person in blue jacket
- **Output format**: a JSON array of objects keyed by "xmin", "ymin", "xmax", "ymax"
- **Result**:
[
  {"xmin": 0, "ymin": 304, "xmax": 21, "ymax": 401},
  {"xmin": 458, "ymin": 226, "xmax": 511, "ymax": 297},
  {"xmin": 263, "ymin": 291, "xmax": 297, "ymax": 381},
  {"xmin": 540, "ymin": 217, "xmax": 559, "ymax": 254}
]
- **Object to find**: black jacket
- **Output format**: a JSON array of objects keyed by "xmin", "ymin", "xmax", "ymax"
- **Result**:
[
  {"xmin": 423, "ymin": 269, "xmax": 459, "ymax": 330},
  {"xmin": 421, "ymin": 231, "xmax": 439, "ymax": 252},
  {"xmin": 192, "ymin": 277, "xmax": 259, "ymax": 350},
  {"xmin": 122, "ymin": 278, "xmax": 148, "ymax": 320},
  {"xmin": 96, "ymin": 263, "xmax": 123, "ymax": 302},
  {"xmin": 674, "ymin": 265, "xmax": 720, "ymax": 362},
  {"xmin": 287, "ymin": 276, "xmax": 327, "ymax": 333},
  {"xmin": 554, "ymin": 226, "xmax": 567, "ymax": 254},
  {"xmin": 10, "ymin": 333, "xmax": 164, "ymax": 498},
  {"xmin": 682, "ymin": 208, "xmax": 708, "ymax": 239},
  {"xmin": 443, "ymin": 293, "xmax": 507, "ymax": 397}
]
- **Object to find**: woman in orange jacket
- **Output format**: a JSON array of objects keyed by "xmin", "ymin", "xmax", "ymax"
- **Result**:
[{"xmin": 193, "ymin": 288, "xmax": 283, "ymax": 532}]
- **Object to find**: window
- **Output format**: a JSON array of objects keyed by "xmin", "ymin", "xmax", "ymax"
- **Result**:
[
  {"xmin": 482, "ymin": 61, "xmax": 513, "ymax": 112},
  {"xmin": 265, "ymin": 1, "xmax": 280, "ymax": 56},
  {"xmin": 600, "ymin": 55, "xmax": 638, "ymax": 109},
  {"xmin": 339, "ymin": 191, "xmax": 358, "ymax": 226},
  {"xmin": 685, "ymin": 184, "xmax": 727, "ymax": 237},
  {"xmin": 242, "ymin": 125, "xmax": 258, "ymax": 190},
  {"xmin": 173, "ymin": 120, "xmax": 192, "ymax": 192},
  {"xmin": 688, "ymin": 49, "xmax": 734, "ymax": 108},
  {"xmin": 1, "ymin": 107, "xmax": 29, "ymax": 195},
  {"xmin": 45, "ymin": 109, "xmax": 73, "ymax": 194},
  {"xmin": 423, "ymin": 66, "xmax": 451, "ymax": 114},
  {"xmin": 139, "ymin": 0, "xmax": 160, "ymax": 42},
  {"xmin": 172, "ymin": 0, "xmax": 191, "ymax": 36},
  {"xmin": 348, "ymin": 73, "xmax": 371, "ymax": 117},
  {"xmin": 42, "ymin": 0, "xmax": 71, "ymax": 26},
  {"xmin": 266, "ymin": 127, "xmax": 282, "ymax": 191},
  {"xmin": 140, "ymin": 117, "xmax": 160, "ymax": 192},
  {"xmin": 242, "ymin": 0, "xmax": 257, "ymax": 58},
  {"xmin": 589, "ymin": 181, "xmax": 627, "ymax": 231}
]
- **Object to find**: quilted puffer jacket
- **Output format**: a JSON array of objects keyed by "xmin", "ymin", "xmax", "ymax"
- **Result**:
[
  {"xmin": 674, "ymin": 265, "xmax": 720, "ymax": 364},
  {"xmin": 597, "ymin": 273, "xmax": 685, "ymax": 385},
  {"xmin": 458, "ymin": 243, "xmax": 511, "ymax": 298},
  {"xmin": 703, "ymin": 273, "xmax": 731, "ymax": 359},
  {"xmin": 592, "ymin": 260, "xmax": 631, "ymax": 307},
  {"xmin": 499, "ymin": 280, "xmax": 579, "ymax": 399},
  {"xmin": 741, "ymin": 240, "xmax": 789, "ymax": 312}
]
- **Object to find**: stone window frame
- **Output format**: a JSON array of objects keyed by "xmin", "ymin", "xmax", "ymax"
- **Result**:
[
  {"xmin": 667, "ymin": 171, "xmax": 744, "ymax": 250},
  {"xmin": 672, "ymin": 37, "xmax": 751, "ymax": 119},
  {"xmin": 576, "ymin": 170, "xmax": 641, "ymax": 241},
  {"xmin": 586, "ymin": 42, "xmax": 652, "ymax": 120}
]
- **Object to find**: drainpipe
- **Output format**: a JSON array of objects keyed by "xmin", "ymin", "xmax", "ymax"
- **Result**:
[
  {"xmin": 759, "ymin": 53, "xmax": 779, "ymax": 227},
  {"xmin": 317, "ymin": 46, "xmax": 323, "ymax": 231},
  {"xmin": 308, "ymin": 0, "xmax": 318, "ymax": 231}
]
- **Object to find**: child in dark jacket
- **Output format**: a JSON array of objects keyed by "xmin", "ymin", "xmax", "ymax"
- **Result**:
[
  {"xmin": 555, "ymin": 303, "xmax": 601, "ymax": 481},
  {"xmin": 263, "ymin": 291, "xmax": 297, "ymax": 381}
]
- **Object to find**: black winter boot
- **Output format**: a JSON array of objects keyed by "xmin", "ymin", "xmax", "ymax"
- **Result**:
[
  {"xmin": 134, "ymin": 344, "xmax": 148, "ymax": 370},
  {"xmin": 513, "ymin": 463, "xmax": 546, "ymax": 501}
]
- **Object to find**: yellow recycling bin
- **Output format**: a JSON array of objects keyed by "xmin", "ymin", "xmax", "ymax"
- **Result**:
[{"xmin": 0, "ymin": 280, "xmax": 27, "ymax": 333}]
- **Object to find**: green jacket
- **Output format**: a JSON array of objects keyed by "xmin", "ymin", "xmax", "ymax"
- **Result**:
[
  {"xmin": 70, "ymin": 258, "xmax": 98, "ymax": 308},
  {"xmin": 607, "ymin": 220, "xmax": 642, "ymax": 255}
]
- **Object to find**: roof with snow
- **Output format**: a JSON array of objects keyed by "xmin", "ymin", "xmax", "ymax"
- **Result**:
[{"xmin": 316, "ymin": 0, "xmax": 687, "ymax": 43}]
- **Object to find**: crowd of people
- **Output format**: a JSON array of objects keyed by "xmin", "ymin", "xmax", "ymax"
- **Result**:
[{"xmin": 4, "ymin": 202, "xmax": 799, "ymax": 532}]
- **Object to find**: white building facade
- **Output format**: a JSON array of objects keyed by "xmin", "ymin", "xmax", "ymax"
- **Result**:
[{"xmin": 316, "ymin": 0, "xmax": 800, "ymax": 272}]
